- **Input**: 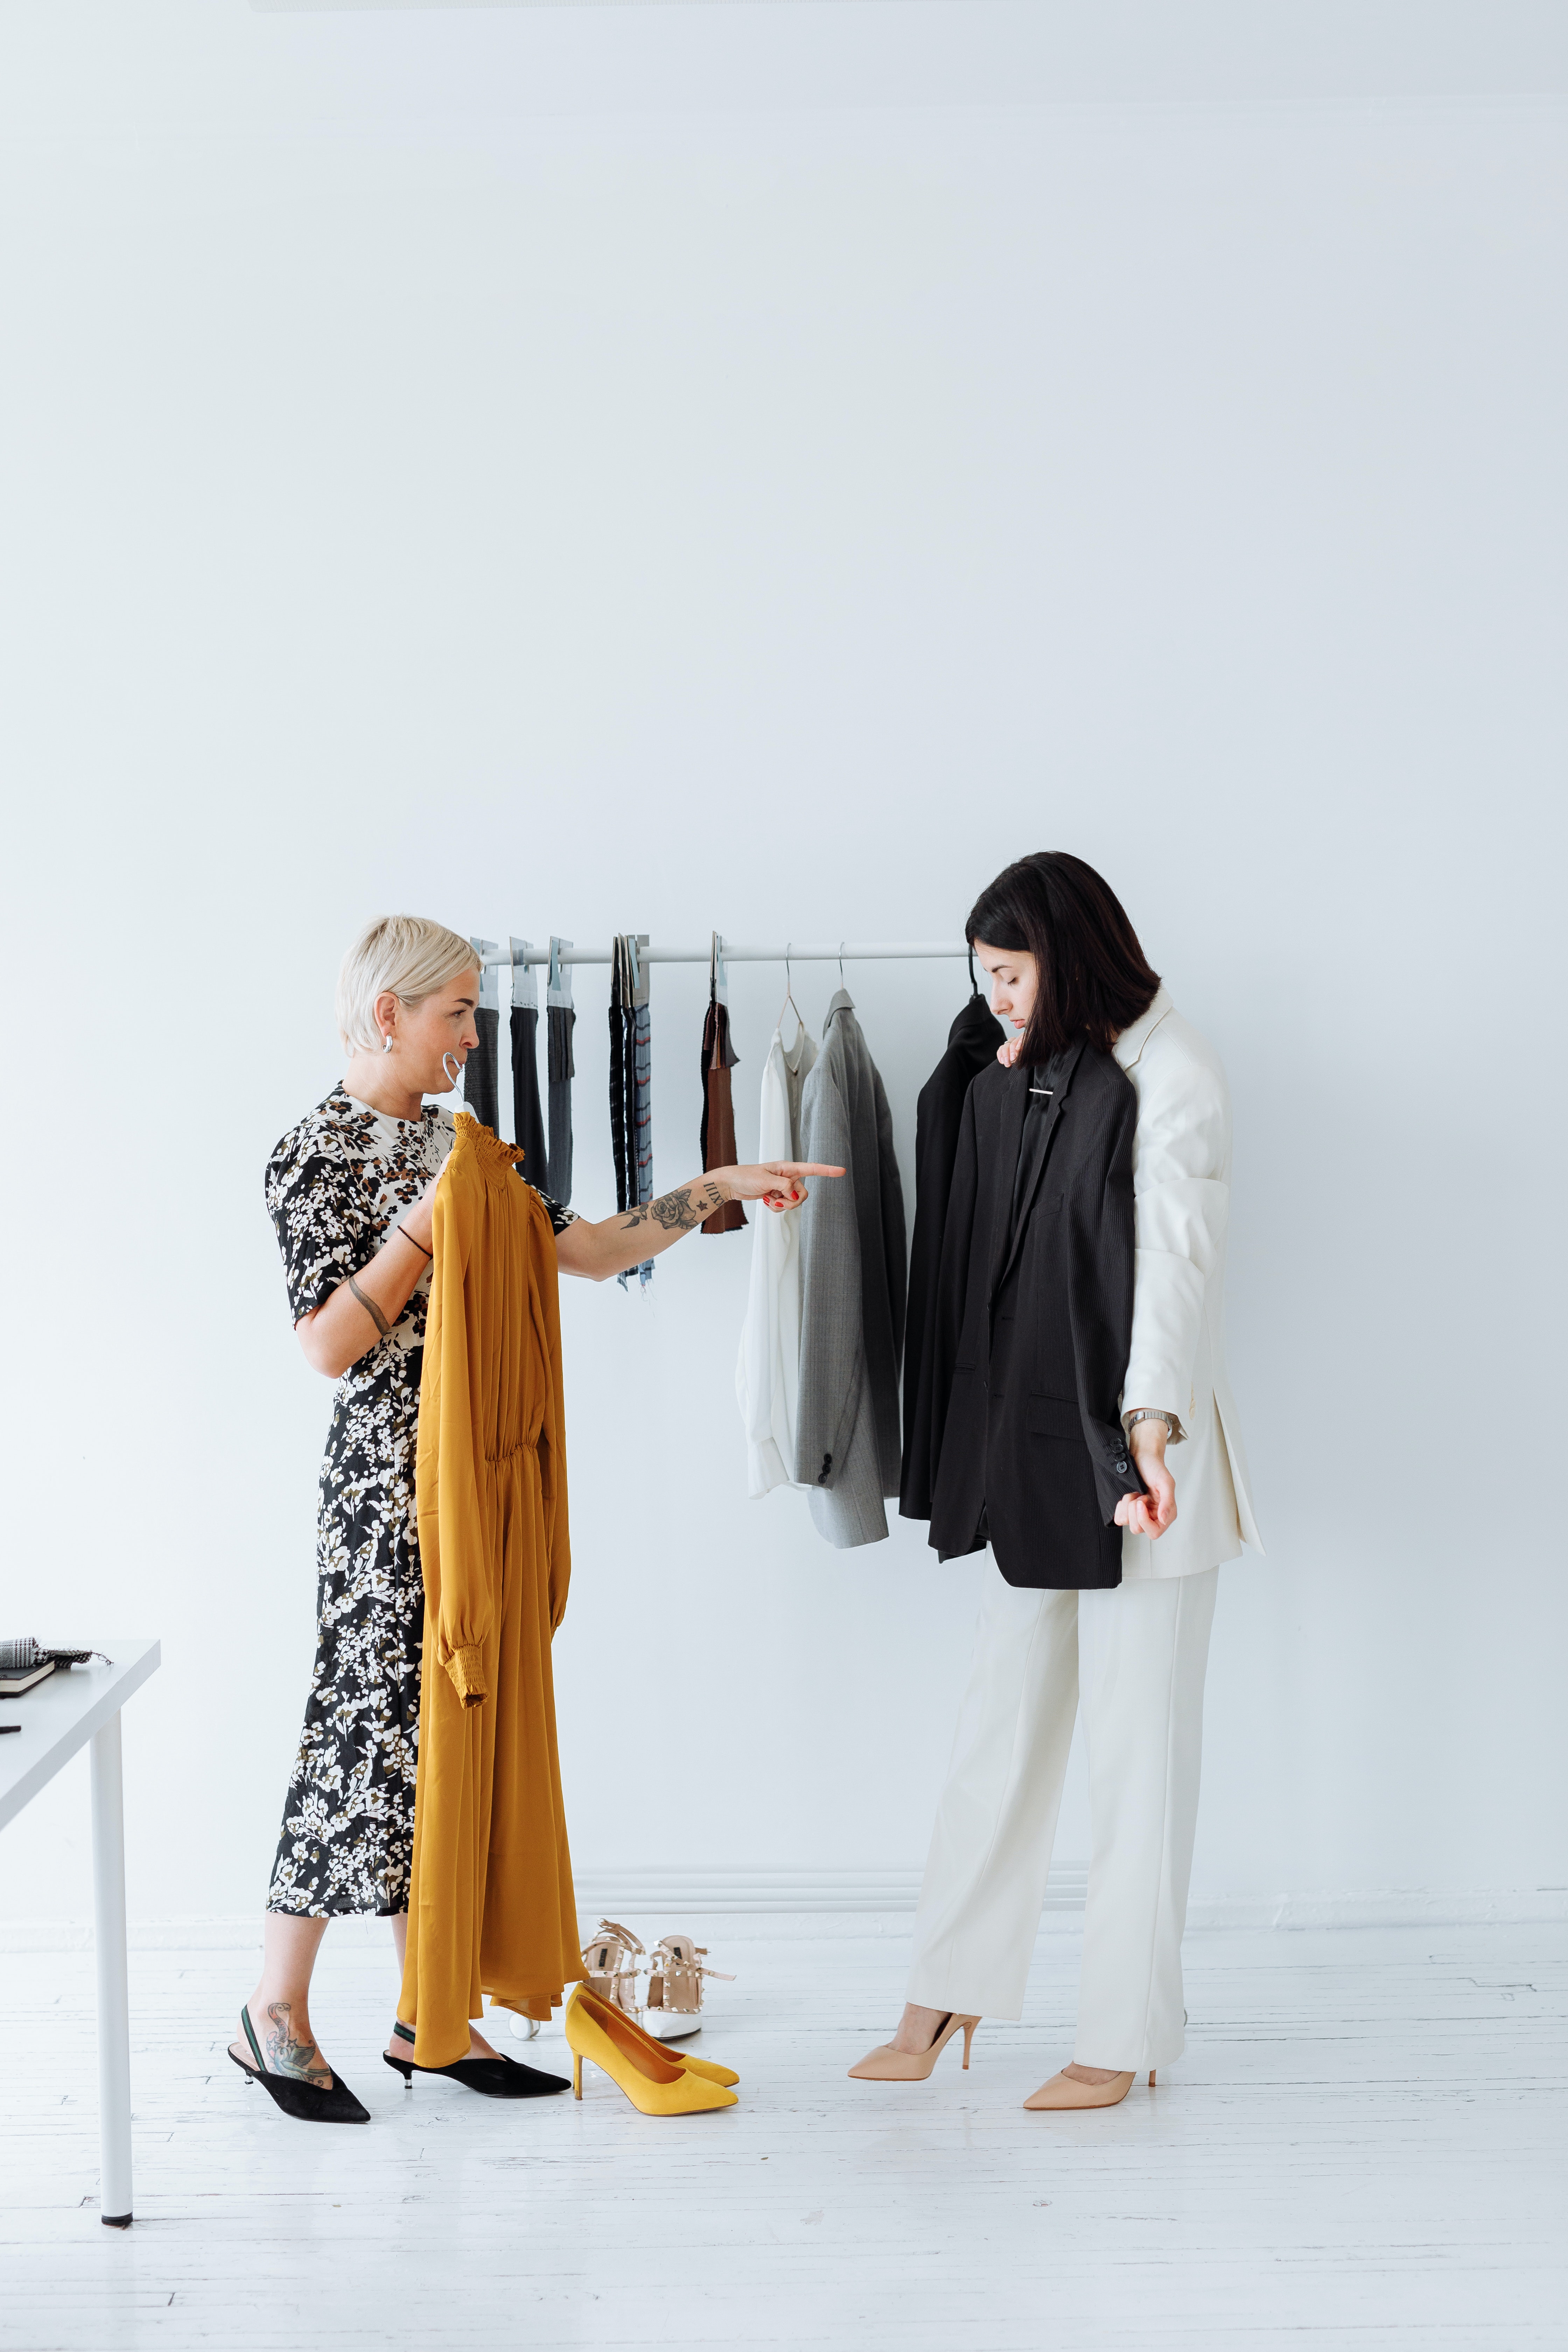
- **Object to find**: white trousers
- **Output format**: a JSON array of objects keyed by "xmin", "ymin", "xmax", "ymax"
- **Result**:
[{"xmin": 906, "ymin": 1557, "xmax": 1218, "ymax": 2072}]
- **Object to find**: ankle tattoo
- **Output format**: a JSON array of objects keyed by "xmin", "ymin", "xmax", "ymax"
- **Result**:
[{"xmin": 262, "ymin": 1999, "xmax": 332, "ymax": 2087}]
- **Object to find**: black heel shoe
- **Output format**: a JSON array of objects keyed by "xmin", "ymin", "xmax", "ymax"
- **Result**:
[
  {"xmin": 229, "ymin": 2005, "xmax": 370, "ymax": 2124},
  {"xmin": 383, "ymin": 2018, "xmax": 570, "ymax": 2098}
]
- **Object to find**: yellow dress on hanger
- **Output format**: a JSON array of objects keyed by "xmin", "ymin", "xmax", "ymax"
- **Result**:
[{"xmin": 398, "ymin": 1114, "xmax": 581, "ymax": 2066}]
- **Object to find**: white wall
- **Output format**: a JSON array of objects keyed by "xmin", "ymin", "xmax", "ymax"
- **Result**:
[{"xmin": 2, "ymin": 3, "xmax": 1564, "ymax": 1929}]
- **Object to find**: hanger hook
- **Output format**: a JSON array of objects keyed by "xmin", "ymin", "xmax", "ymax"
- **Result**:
[
  {"xmin": 442, "ymin": 1049, "xmax": 463, "ymax": 1094},
  {"xmin": 967, "ymin": 940, "xmax": 978, "ymax": 997},
  {"xmin": 838, "ymin": 939, "xmax": 846, "ymax": 986},
  {"xmin": 780, "ymin": 941, "xmax": 801, "ymax": 1032}
]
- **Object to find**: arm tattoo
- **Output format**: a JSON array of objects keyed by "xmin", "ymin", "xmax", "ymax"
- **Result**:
[
  {"xmin": 619, "ymin": 1181, "xmax": 724, "ymax": 1238},
  {"xmin": 348, "ymin": 1275, "xmax": 391, "ymax": 1339},
  {"xmin": 262, "ymin": 1999, "xmax": 334, "ymax": 2087},
  {"xmin": 651, "ymin": 1189, "xmax": 703, "ymax": 1233}
]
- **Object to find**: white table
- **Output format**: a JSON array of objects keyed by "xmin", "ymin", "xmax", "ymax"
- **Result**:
[{"xmin": 0, "ymin": 1639, "xmax": 160, "ymax": 2228}]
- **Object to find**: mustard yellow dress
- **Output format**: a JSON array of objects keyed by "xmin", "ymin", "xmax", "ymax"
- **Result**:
[{"xmin": 398, "ymin": 1115, "xmax": 582, "ymax": 2066}]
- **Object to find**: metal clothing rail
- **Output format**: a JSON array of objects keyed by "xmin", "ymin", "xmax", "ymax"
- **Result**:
[{"xmin": 480, "ymin": 939, "xmax": 966, "ymax": 969}]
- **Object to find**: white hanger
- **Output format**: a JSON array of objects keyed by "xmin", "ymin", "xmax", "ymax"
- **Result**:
[
  {"xmin": 510, "ymin": 938, "xmax": 537, "ymax": 1012},
  {"xmin": 469, "ymin": 937, "xmax": 499, "ymax": 1014}
]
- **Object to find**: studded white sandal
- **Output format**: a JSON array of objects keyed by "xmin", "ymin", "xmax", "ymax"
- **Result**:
[
  {"xmin": 643, "ymin": 1933, "xmax": 735, "ymax": 2042},
  {"xmin": 580, "ymin": 1920, "xmax": 647, "ymax": 2018}
]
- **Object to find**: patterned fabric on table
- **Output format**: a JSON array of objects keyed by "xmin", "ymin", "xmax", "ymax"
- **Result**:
[{"xmin": 262, "ymin": 1084, "xmax": 576, "ymax": 1917}]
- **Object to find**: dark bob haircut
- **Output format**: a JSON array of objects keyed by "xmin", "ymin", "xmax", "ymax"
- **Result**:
[{"xmin": 966, "ymin": 852, "xmax": 1160, "ymax": 1063}]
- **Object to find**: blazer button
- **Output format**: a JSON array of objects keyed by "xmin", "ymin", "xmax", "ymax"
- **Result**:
[{"xmin": 1115, "ymin": 1457, "xmax": 1129, "ymax": 1473}]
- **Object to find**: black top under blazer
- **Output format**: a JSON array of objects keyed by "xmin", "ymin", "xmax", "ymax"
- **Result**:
[
  {"xmin": 899, "ymin": 995, "xmax": 1007, "ymax": 1523},
  {"xmin": 924, "ymin": 1042, "xmax": 1148, "ymax": 1588}
]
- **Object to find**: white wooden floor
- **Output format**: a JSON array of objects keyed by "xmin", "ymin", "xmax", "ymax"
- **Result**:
[{"xmin": 4, "ymin": 1921, "xmax": 1565, "ymax": 2352}]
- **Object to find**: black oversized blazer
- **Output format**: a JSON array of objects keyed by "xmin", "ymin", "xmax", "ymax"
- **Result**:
[
  {"xmin": 923, "ymin": 1042, "xmax": 1147, "ymax": 1588},
  {"xmin": 899, "ymin": 995, "xmax": 1007, "ymax": 1523}
]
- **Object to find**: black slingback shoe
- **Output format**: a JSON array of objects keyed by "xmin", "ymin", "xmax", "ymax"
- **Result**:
[
  {"xmin": 228, "ymin": 2004, "xmax": 370, "ymax": 2124},
  {"xmin": 383, "ymin": 2018, "xmax": 570, "ymax": 2098}
]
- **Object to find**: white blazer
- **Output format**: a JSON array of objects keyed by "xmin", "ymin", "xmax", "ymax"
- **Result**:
[{"xmin": 1113, "ymin": 987, "xmax": 1262, "ymax": 1581}]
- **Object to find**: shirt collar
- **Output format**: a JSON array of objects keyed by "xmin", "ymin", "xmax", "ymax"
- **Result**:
[{"xmin": 1112, "ymin": 984, "xmax": 1174, "ymax": 1071}]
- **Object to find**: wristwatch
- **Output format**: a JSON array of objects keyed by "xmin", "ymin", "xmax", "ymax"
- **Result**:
[{"xmin": 1124, "ymin": 1408, "xmax": 1180, "ymax": 1441}]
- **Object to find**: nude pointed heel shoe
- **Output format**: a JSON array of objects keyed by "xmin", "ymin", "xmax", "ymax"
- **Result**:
[
  {"xmin": 848, "ymin": 2012, "xmax": 979, "ymax": 2082},
  {"xmin": 1022, "ymin": 2066, "xmax": 1156, "ymax": 2111}
]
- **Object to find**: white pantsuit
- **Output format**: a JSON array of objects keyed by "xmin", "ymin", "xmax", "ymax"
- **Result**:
[
  {"xmin": 906, "ymin": 987, "xmax": 1256, "ymax": 2070},
  {"xmin": 907, "ymin": 1555, "xmax": 1217, "ymax": 2070}
]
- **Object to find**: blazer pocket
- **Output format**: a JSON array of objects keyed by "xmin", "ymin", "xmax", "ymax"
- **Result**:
[{"xmin": 1026, "ymin": 1394, "xmax": 1080, "ymax": 1441}]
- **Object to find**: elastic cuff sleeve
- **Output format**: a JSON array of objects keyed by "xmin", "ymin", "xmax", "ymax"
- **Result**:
[{"xmin": 444, "ymin": 1644, "xmax": 488, "ymax": 1706}]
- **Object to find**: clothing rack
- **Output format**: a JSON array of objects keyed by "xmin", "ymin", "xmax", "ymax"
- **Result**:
[{"xmin": 480, "ymin": 939, "xmax": 966, "ymax": 969}]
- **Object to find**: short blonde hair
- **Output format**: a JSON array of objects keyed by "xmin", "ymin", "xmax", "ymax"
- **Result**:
[{"xmin": 336, "ymin": 915, "xmax": 479, "ymax": 1054}]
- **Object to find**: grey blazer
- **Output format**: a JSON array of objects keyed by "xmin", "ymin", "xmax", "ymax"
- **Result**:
[{"xmin": 795, "ymin": 990, "xmax": 908, "ymax": 1548}]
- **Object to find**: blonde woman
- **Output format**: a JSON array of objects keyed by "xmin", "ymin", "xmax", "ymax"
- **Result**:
[{"xmin": 232, "ymin": 916, "xmax": 836, "ymax": 2123}]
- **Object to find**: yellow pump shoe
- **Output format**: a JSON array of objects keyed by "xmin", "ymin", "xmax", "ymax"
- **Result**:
[
  {"xmin": 569, "ymin": 1983, "xmax": 740, "ymax": 2089},
  {"xmin": 565, "ymin": 1989, "xmax": 738, "ymax": 2116}
]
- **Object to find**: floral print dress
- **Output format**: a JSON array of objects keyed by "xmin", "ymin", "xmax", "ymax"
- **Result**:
[{"xmin": 264, "ymin": 1085, "xmax": 576, "ymax": 1917}]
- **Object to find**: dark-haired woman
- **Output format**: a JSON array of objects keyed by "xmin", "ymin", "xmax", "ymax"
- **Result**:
[{"xmin": 851, "ymin": 853, "xmax": 1260, "ymax": 2110}]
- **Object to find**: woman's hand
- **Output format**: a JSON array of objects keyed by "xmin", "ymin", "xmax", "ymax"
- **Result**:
[
  {"xmin": 996, "ymin": 1035, "xmax": 1021, "ymax": 1069},
  {"xmin": 712, "ymin": 1161, "xmax": 845, "ymax": 1213},
  {"xmin": 1114, "ymin": 1418, "xmax": 1177, "ymax": 1540}
]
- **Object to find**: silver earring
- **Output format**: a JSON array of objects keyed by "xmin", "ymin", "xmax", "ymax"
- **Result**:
[{"xmin": 383, "ymin": 1034, "xmax": 393, "ymax": 1055}]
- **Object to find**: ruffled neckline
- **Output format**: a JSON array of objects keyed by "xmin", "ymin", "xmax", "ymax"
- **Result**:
[{"xmin": 451, "ymin": 1112, "xmax": 526, "ymax": 1171}]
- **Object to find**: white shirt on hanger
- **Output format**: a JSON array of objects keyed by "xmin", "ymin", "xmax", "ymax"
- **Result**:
[{"xmin": 735, "ymin": 1017, "xmax": 818, "ymax": 1497}]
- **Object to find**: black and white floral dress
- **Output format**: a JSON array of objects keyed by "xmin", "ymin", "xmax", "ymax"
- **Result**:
[{"xmin": 264, "ymin": 1085, "xmax": 576, "ymax": 1917}]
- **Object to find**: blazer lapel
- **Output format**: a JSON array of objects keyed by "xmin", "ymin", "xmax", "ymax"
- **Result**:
[
  {"xmin": 990, "ymin": 1043, "xmax": 1084, "ymax": 1299},
  {"xmin": 986, "ymin": 1065, "xmax": 1030, "ymax": 1304}
]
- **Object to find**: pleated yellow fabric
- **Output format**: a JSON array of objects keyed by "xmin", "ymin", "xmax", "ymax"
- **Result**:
[{"xmin": 398, "ymin": 1113, "xmax": 581, "ymax": 2066}]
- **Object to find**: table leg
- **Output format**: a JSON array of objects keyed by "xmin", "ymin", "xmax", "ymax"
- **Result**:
[{"xmin": 89, "ymin": 1709, "xmax": 133, "ymax": 2229}]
